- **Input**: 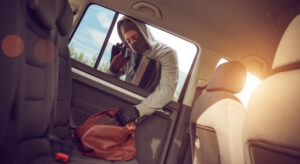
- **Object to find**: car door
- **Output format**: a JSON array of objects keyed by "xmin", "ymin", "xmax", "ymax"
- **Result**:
[{"xmin": 68, "ymin": 3, "xmax": 197, "ymax": 164}]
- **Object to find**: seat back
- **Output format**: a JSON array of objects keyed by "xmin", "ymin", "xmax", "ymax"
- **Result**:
[
  {"xmin": 243, "ymin": 15, "xmax": 300, "ymax": 164},
  {"xmin": 0, "ymin": 0, "xmax": 23, "ymax": 149},
  {"xmin": 0, "ymin": 0, "xmax": 61, "ymax": 163},
  {"xmin": 190, "ymin": 61, "xmax": 247, "ymax": 164}
]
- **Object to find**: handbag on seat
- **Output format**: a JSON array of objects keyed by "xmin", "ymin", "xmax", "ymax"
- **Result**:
[{"xmin": 75, "ymin": 108, "xmax": 136, "ymax": 161}]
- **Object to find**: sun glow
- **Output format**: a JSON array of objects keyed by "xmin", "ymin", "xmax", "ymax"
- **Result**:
[{"xmin": 217, "ymin": 59, "xmax": 261, "ymax": 107}]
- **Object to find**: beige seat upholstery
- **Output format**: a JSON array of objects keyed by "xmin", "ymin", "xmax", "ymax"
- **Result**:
[
  {"xmin": 243, "ymin": 15, "xmax": 300, "ymax": 164},
  {"xmin": 190, "ymin": 61, "xmax": 247, "ymax": 164}
]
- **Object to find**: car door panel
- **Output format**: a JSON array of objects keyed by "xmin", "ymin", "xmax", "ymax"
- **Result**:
[{"xmin": 70, "ymin": 65, "xmax": 180, "ymax": 164}]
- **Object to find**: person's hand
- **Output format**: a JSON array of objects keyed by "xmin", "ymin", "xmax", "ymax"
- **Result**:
[
  {"xmin": 111, "ymin": 43, "xmax": 124, "ymax": 61},
  {"xmin": 116, "ymin": 107, "xmax": 140, "ymax": 126},
  {"xmin": 109, "ymin": 53, "xmax": 129, "ymax": 73}
]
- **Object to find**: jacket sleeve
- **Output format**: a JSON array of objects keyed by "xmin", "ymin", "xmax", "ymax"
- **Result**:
[{"xmin": 135, "ymin": 50, "xmax": 179, "ymax": 117}]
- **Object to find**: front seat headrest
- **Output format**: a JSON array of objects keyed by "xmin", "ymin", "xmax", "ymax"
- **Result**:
[
  {"xmin": 272, "ymin": 15, "xmax": 300, "ymax": 72},
  {"xmin": 207, "ymin": 61, "xmax": 247, "ymax": 94}
]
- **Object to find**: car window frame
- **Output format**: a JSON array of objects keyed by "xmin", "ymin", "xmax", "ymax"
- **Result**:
[{"xmin": 68, "ymin": 2, "xmax": 199, "ymax": 104}]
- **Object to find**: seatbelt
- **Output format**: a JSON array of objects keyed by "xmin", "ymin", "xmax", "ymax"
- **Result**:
[
  {"xmin": 47, "ymin": 112, "xmax": 74, "ymax": 163},
  {"xmin": 47, "ymin": 56, "xmax": 73, "ymax": 163},
  {"xmin": 192, "ymin": 84, "xmax": 207, "ymax": 106}
]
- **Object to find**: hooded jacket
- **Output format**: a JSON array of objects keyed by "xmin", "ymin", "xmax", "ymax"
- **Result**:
[{"xmin": 117, "ymin": 16, "xmax": 179, "ymax": 117}]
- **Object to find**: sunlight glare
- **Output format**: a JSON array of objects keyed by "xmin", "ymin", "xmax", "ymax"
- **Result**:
[
  {"xmin": 217, "ymin": 59, "xmax": 261, "ymax": 108},
  {"xmin": 236, "ymin": 72, "xmax": 261, "ymax": 107}
]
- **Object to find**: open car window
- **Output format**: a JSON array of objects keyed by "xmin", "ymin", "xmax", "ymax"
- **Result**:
[{"xmin": 69, "ymin": 4, "xmax": 197, "ymax": 102}]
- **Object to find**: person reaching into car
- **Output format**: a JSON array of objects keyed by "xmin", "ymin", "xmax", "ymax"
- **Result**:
[{"xmin": 109, "ymin": 16, "xmax": 179, "ymax": 126}]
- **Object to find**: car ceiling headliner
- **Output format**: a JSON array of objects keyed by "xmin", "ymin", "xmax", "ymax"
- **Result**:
[{"xmin": 69, "ymin": 0, "xmax": 300, "ymax": 77}]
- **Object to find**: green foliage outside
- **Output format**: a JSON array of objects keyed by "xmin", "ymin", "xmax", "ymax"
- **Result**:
[
  {"xmin": 68, "ymin": 45, "xmax": 110, "ymax": 73},
  {"xmin": 97, "ymin": 60, "xmax": 110, "ymax": 73},
  {"xmin": 172, "ymin": 85, "xmax": 182, "ymax": 102},
  {"xmin": 68, "ymin": 45, "xmax": 96, "ymax": 67}
]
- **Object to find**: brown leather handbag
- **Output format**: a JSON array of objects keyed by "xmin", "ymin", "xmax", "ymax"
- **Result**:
[{"xmin": 75, "ymin": 108, "xmax": 136, "ymax": 161}]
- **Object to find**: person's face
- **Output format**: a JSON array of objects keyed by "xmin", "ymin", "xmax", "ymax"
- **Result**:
[
  {"xmin": 120, "ymin": 23, "xmax": 148, "ymax": 54},
  {"xmin": 123, "ymin": 30, "xmax": 139, "ymax": 44}
]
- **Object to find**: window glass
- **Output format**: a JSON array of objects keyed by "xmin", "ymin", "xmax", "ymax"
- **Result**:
[
  {"xmin": 97, "ymin": 15, "xmax": 197, "ymax": 101},
  {"xmin": 69, "ymin": 4, "xmax": 197, "ymax": 102},
  {"xmin": 147, "ymin": 26, "xmax": 197, "ymax": 101},
  {"xmin": 69, "ymin": 4, "xmax": 115, "ymax": 67},
  {"xmin": 217, "ymin": 59, "xmax": 261, "ymax": 107},
  {"xmin": 97, "ymin": 14, "xmax": 123, "ymax": 74}
]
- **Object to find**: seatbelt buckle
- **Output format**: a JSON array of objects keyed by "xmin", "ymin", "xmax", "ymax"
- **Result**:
[{"xmin": 55, "ymin": 152, "xmax": 69, "ymax": 163}]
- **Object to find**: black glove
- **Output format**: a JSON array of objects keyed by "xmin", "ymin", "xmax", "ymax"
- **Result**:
[
  {"xmin": 116, "ymin": 107, "xmax": 140, "ymax": 126},
  {"xmin": 111, "ymin": 43, "xmax": 125, "ymax": 62}
]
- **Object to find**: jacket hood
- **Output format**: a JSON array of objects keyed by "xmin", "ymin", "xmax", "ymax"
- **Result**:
[{"xmin": 117, "ymin": 16, "xmax": 155, "ymax": 51}]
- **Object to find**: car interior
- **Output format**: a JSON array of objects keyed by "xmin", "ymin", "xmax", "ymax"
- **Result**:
[{"xmin": 0, "ymin": 0, "xmax": 299, "ymax": 164}]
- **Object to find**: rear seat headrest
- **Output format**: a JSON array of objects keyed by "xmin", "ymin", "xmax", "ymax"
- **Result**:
[
  {"xmin": 28, "ymin": 0, "xmax": 56, "ymax": 30},
  {"xmin": 272, "ymin": 15, "xmax": 300, "ymax": 72},
  {"xmin": 56, "ymin": 0, "xmax": 73, "ymax": 36},
  {"xmin": 207, "ymin": 61, "xmax": 247, "ymax": 93}
]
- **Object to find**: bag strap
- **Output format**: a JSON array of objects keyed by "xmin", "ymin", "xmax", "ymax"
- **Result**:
[{"xmin": 83, "ymin": 108, "xmax": 118, "ymax": 125}]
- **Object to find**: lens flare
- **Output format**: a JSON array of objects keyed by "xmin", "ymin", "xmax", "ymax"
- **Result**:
[
  {"xmin": 1, "ymin": 34, "xmax": 24, "ymax": 57},
  {"xmin": 34, "ymin": 40, "xmax": 57, "ymax": 63}
]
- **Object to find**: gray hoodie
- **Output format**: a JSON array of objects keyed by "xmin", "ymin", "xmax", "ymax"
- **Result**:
[{"xmin": 117, "ymin": 16, "xmax": 179, "ymax": 117}]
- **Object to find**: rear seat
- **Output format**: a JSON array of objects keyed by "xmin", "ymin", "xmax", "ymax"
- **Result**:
[
  {"xmin": 0, "ymin": 0, "xmax": 22, "ymax": 151},
  {"xmin": 0, "ymin": 0, "xmax": 59, "ymax": 163},
  {"xmin": 1, "ymin": 0, "xmax": 139, "ymax": 163},
  {"xmin": 53, "ymin": 1, "xmax": 139, "ymax": 164}
]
